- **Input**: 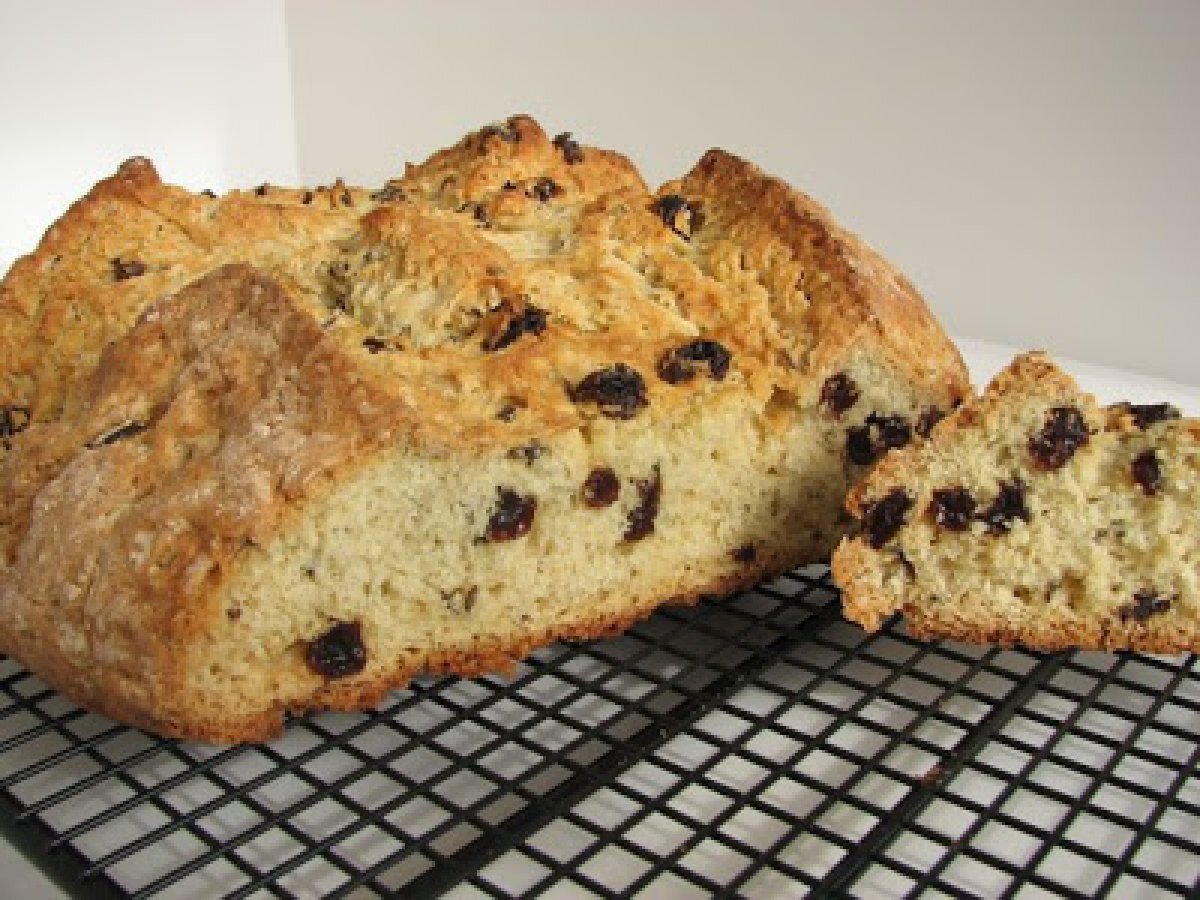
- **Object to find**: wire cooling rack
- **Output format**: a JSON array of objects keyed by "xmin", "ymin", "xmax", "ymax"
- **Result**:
[{"xmin": 0, "ymin": 567, "xmax": 1197, "ymax": 899}]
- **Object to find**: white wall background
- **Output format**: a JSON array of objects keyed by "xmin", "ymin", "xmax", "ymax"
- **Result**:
[
  {"xmin": 0, "ymin": 1, "xmax": 298, "ymax": 266},
  {"xmin": 2, "ymin": 1, "xmax": 1198, "ymax": 385}
]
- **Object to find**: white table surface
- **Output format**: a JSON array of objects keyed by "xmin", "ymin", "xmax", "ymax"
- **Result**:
[
  {"xmin": 955, "ymin": 338, "xmax": 1200, "ymax": 417},
  {"xmin": 2, "ymin": 338, "xmax": 1197, "ymax": 899}
]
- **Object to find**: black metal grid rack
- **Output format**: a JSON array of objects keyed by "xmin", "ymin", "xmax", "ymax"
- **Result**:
[{"xmin": 1, "ymin": 567, "xmax": 1197, "ymax": 898}]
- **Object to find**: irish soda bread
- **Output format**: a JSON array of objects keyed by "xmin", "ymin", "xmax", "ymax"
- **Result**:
[
  {"xmin": 0, "ymin": 116, "xmax": 967, "ymax": 741},
  {"xmin": 833, "ymin": 351, "xmax": 1199, "ymax": 652}
]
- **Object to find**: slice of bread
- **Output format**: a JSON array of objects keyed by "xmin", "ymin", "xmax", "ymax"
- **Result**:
[
  {"xmin": 0, "ymin": 117, "xmax": 967, "ymax": 742},
  {"xmin": 833, "ymin": 351, "xmax": 1198, "ymax": 653}
]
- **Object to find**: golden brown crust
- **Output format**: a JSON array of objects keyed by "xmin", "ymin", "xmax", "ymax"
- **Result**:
[
  {"xmin": 0, "ymin": 266, "xmax": 409, "ymax": 733},
  {"xmin": 1, "ymin": 117, "xmax": 967, "ymax": 448},
  {"xmin": 0, "ymin": 158, "xmax": 379, "ymax": 424},
  {"xmin": 0, "ymin": 115, "xmax": 967, "ymax": 742},
  {"xmin": 398, "ymin": 113, "xmax": 647, "ymax": 204},
  {"xmin": 673, "ymin": 149, "xmax": 969, "ymax": 407},
  {"xmin": 830, "ymin": 543, "xmax": 894, "ymax": 633},
  {"xmin": 904, "ymin": 612, "xmax": 1200, "ymax": 655}
]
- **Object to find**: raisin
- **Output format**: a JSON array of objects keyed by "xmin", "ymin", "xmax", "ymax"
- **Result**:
[
  {"xmin": 480, "ymin": 121, "xmax": 520, "ymax": 144},
  {"xmin": 470, "ymin": 202, "xmax": 490, "ymax": 227},
  {"xmin": 846, "ymin": 425, "xmax": 879, "ymax": 465},
  {"xmin": 507, "ymin": 440, "xmax": 545, "ymax": 466},
  {"xmin": 1131, "ymin": 449, "xmax": 1163, "ymax": 496},
  {"xmin": 916, "ymin": 406, "xmax": 946, "ymax": 437},
  {"xmin": 0, "ymin": 405, "xmax": 31, "ymax": 441},
  {"xmin": 496, "ymin": 402, "xmax": 519, "ymax": 422},
  {"xmin": 657, "ymin": 339, "xmax": 732, "ymax": 384},
  {"xmin": 820, "ymin": 372, "xmax": 860, "ymax": 418},
  {"xmin": 362, "ymin": 337, "xmax": 392, "ymax": 353},
  {"xmin": 486, "ymin": 488, "xmax": 536, "ymax": 541},
  {"xmin": 501, "ymin": 180, "xmax": 519, "ymax": 192},
  {"xmin": 306, "ymin": 621, "xmax": 367, "ymax": 678},
  {"xmin": 650, "ymin": 194, "xmax": 701, "ymax": 240},
  {"xmin": 1029, "ymin": 406, "xmax": 1090, "ymax": 470},
  {"xmin": 624, "ymin": 464, "xmax": 662, "ymax": 542},
  {"xmin": 528, "ymin": 177, "xmax": 562, "ymax": 202},
  {"xmin": 582, "ymin": 467, "xmax": 620, "ymax": 508},
  {"xmin": 370, "ymin": 183, "xmax": 406, "ymax": 203},
  {"xmin": 652, "ymin": 195, "xmax": 688, "ymax": 225},
  {"xmin": 569, "ymin": 364, "xmax": 648, "ymax": 419},
  {"xmin": 254, "ymin": 183, "xmax": 269, "ymax": 196},
  {"xmin": 481, "ymin": 301, "xmax": 548, "ymax": 351},
  {"xmin": 1110, "ymin": 401, "xmax": 1181, "ymax": 430},
  {"xmin": 553, "ymin": 131, "xmax": 584, "ymax": 164},
  {"xmin": 88, "ymin": 421, "xmax": 149, "ymax": 448},
  {"xmin": 732, "ymin": 544, "xmax": 757, "ymax": 564},
  {"xmin": 862, "ymin": 488, "xmax": 913, "ymax": 549},
  {"xmin": 112, "ymin": 257, "xmax": 146, "ymax": 281},
  {"xmin": 301, "ymin": 190, "xmax": 314, "ymax": 205},
  {"xmin": 979, "ymin": 480, "xmax": 1030, "ymax": 534},
  {"xmin": 1129, "ymin": 403, "xmax": 1180, "ymax": 429},
  {"xmin": 846, "ymin": 413, "xmax": 912, "ymax": 465},
  {"xmin": 200, "ymin": 189, "xmax": 217, "ymax": 199},
  {"xmin": 869, "ymin": 413, "xmax": 912, "ymax": 451},
  {"xmin": 1119, "ymin": 590, "xmax": 1171, "ymax": 622},
  {"xmin": 929, "ymin": 487, "xmax": 976, "ymax": 531}
]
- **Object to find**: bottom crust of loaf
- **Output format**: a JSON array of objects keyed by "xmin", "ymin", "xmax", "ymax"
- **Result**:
[{"xmin": 833, "ymin": 576, "xmax": 1200, "ymax": 655}]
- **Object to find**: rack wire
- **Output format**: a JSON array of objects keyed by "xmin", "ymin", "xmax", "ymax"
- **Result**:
[{"xmin": 0, "ymin": 567, "xmax": 1197, "ymax": 898}]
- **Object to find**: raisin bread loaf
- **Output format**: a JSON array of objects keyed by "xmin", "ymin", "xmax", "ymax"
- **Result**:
[
  {"xmin": 833, "ymin": 351, "xmax": 1198, "ymax": 652},
  {"xmin": 0, "ymin": 116, "xmax": 967, "ymax": 742}
]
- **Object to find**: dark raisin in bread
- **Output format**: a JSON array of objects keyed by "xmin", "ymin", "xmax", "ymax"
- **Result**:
[{"xmin": 833, "ymin": 351, "xmax": 1198, "ymax": 653}]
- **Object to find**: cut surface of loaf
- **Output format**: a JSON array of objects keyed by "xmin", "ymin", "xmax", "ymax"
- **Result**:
[
  {"xmin": 0, "ymin": 116, "xmax": 967, "ymax": 742},
  {"xmin": 833, "ymin": 352, "xmax": 1199, "ymax": 653}
]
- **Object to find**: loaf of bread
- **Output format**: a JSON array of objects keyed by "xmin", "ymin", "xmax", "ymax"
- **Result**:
[
  {"xmin": 0, "ymin": 116, "xmax": 967, "ymax": 742},
  {"xmin": 833, "ymin": 351, "xmax": 1199, "ymax": 652}
]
